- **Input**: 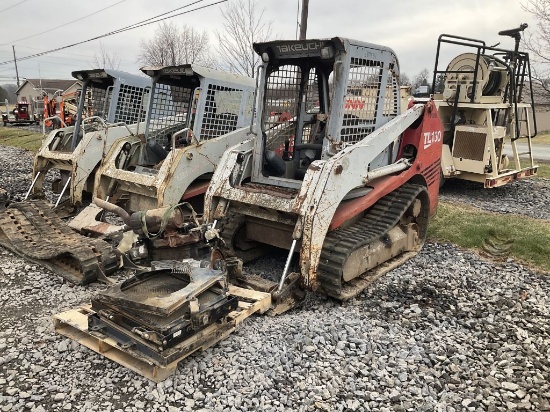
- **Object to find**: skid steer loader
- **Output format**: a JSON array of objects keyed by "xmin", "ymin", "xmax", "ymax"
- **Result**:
[
  {"xmin": 69, "ymin": 65, "xmax": 255, "ymax": 260},
  {"xmin": 30, "ymin": 69, "xmax": 152, "ymax": 209},
  {"xmin": 0, "ymin": 65, "xmax": 255, "ymax": 285},
  {"xmin": 432, "ymin": 24, "xmax": 538, "ymax": 188},
  {"xmin": 0, "ymin": 70, "xmax": 150, "ymax": 284},
  {"xmin": 204, "ymin": 37, "xmax": 444, "ymax": 301},
  {"xmin": 51, "ymin": 37, "xmax": 444, "ymax": 382}
]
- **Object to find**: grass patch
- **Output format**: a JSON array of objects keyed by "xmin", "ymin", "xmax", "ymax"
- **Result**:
[
  {"xmin": 533, "ymin": 131, "xmax": 550, "ymax": 145},
  {"xmin": 536, "ymin": 162, "xmax": 550, "ymax": 179},
  {"xmin": 504, "ymin": 131, "xmax": 550, "ymax": 145},
  {"xmin": 428, "ymin": 202, "xmax": 550, "ymax": 272},
  {"xmin": 0, "ymin": 128, "xmax": 43, "ymax": 151},
  {"xmin": 508, "ymin": 159, "xmax": 550, "ymax": 179}
]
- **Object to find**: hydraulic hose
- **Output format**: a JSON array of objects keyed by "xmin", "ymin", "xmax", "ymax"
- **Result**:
[{"xmin": 93, "ymin": 198, "xmax": 132, "ymax": 226}]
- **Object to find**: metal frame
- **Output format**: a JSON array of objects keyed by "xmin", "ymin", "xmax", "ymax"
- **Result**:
[
  {"xmin": 433, "ymin": 29, "xmax": 539, "ymax": 187},
  {"xmin": 431, "ymin": 33, "xmax": 537, "ymax": 139},
  {"xmin": 204, "ymin": 37, "xmax": 444, "ymax": 291}
]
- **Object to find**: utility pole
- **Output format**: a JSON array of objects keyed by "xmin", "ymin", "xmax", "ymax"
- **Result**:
[
  {"xmin": 299, "ymin": 0, "xmax": 309, "ymax": 40},
  {"xmin": 12, "ymin": 45, "xmax": 20, "ymax": 88}
]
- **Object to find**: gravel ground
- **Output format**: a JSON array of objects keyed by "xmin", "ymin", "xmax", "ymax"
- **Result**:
[
  {"xmin": 0, "ymin": 243, "xmax": 549, "ymax": 412},
  {"xmin": 439, "ymin": 178, "xmax": 550, "ymax": 220},
  {"xmin": 0, "ymin": 146, "xmax": 34, "ymax": 199},
  {"xmin": 2, "ymin": 143, "xmax": 549, "ymax": 220},
  {"xmin": 0, "ymin": 145, "xmax": 59, "ymax": 205},
  {"xmin": 0, "ymin": 144, "xmax": 549, "ymax": 411}
]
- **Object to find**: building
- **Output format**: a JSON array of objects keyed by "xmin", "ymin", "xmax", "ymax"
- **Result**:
[{"xmin": 521, "ymin": 81, "xmax": 550, "ymax": 133}]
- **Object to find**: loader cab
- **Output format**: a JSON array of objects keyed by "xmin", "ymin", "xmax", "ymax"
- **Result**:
[
  {"xmin": 251, "ymin": 38, "xmax": 402, "ymax": 189},
  {"xmin": 49, "ymin": 69, "xmax": 151, "ymax": 152},
  {"xmin": 129, "ymin": 65, "xmax": 255, "ymax": 167},
  {"xmin": 73, "ymin": 69, "xmax": 151, "ymax": 125},
  {"xmin": 90, "ymin": 65, "xmax": 255, "ymax": 212}
]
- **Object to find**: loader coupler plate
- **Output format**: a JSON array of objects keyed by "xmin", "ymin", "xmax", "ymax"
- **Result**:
[
  {"xmin": 94, "ymin": 266, "xmax": 230, "ymax": 315},
  {"xmin": 52, "ymin": 285, "xmax": 271, "ymax": 382},
  {"xmin": 89, "ymin": 266, "xmax": 240, "ymax": 355},
  {"xmin": 0, "ymin": 200, "xmax": 118, "ymax": 284}
]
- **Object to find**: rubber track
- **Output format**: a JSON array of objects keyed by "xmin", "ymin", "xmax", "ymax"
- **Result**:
[
  {"xmin": 317, "ymin": 183, "xmax": 425, "ymax": 297},
  {"xmin": 0, "ymin": 200, "xmax": 117, "ymax": 285}
]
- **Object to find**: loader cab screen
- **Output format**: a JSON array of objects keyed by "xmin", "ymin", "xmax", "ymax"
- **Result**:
[{"xmin": 261, "ymin": 63, "xmax": 329, "ymax": 180}]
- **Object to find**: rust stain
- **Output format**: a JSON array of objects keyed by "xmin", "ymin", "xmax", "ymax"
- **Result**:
[
  {"xmin": 82, "ymin": 222, "xmax": 118, "ymax": 236},
  {"xmin": 237, "ymin": 183, "xmax": 299, "ymax": 199}
]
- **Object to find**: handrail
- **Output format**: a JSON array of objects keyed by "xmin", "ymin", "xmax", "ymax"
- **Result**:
[
  {"xmin": 81, "ymin": 115, "xmax": 108, "ymax": 128},
  {"xmin": 105, "ymin": 121, "xmax": 135, "ymax": 136},
  {"xmin": 251, "ymin": 65, "xmax": 262, "ymax": 134},
  {"xmin": 171, "ymin": 127, "xmax": 198, "ymax": 154}
]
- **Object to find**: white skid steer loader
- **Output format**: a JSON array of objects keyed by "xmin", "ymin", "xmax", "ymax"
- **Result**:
[
  {"xmin": 70, "ymin": 65, "xmax": 256, "ymax": 262},
  {"xmin": 30, "ymin": 69, "xmax": 151, "ymax": 209}
]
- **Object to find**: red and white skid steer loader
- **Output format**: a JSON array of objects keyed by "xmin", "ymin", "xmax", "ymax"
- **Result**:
[
  {"xmin": 50, "ymin": 37, "xmax": 445, "ymax": 382},
  {"xmin": 205, "ymin": 37, "xmax": 444, "ymax": 302}
]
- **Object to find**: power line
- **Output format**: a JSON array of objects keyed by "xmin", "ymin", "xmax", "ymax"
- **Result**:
[
  {"xmin": 0, "ymin": 0, "xmax": 128, "ymax": 47},
  {"xmin": 0, "ymin": 0, "xmax": 226, "ymax": 66},
  {"xmin": 0, "ymin": 0, "xmax": 28, "ymax": 15},
  {"xmin": 0, "ymin": 47, "xmax": 129, "ymax": 64},
  {"xmin": 1, "ymin": 45, "xmax": 133, "ymax": 62},
  {"xmin": 4, "ymin": 44, "xmax": 95, "ymax": 57},
  {"xmin": 0, "ymin": 52, "xmax": 139, "ymax": 74}
]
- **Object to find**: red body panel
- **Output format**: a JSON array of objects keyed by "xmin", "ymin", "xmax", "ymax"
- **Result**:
[
  {"xmin": 181, "ymin": 180, "xmax": 210, "ymax": 200},
  {"xmin": 329, "ymin": 100, "xmax": 443, "ymax": 230}
]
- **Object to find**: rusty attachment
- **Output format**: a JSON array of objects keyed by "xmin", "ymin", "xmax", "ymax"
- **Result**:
[{"xmin": 94, "ymin": 198, "xmax": 199, "ymax": 239}]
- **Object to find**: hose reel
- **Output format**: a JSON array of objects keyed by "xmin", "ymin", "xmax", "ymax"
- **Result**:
[{"xmin": 443, "ymin": 53, "xmax": 509, "ymax": 103}]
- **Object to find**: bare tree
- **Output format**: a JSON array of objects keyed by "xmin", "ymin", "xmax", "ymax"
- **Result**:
[
  {"xmin": 0, "ymin": 86, "xmax": 8, "ymax": 103},
  {"xmin": 215, "ymin": 0, "xmax": 273, "ymax": 78},
  {"xmin": 522, "ymin": 0, "xmax": 550, "ymax": 97},
  {"xmin": 412, "ymin": 68, "xmax": 431, "ymax": 89},
  {"xmin": 92, "ymin": 42, "xmax": 121, "ymax": 69},
  {"xmin": 399, "ymin": 73, "xmax": 411, "ymax": 86},
  {"xmin": 1, "ymin": 84, "xmax": 17, "ymax": 103},
  {"xmin": 138, "ymin": 21, "xmax": 214, "ymax": 67}
]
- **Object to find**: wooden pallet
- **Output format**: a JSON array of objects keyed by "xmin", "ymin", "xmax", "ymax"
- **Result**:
[{"xmin": 52, "ymin": 285, "xmax": 271, "ymax": 382}]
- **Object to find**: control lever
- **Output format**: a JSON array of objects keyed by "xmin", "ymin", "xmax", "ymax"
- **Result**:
[
  {"xmin": 498, "ymin": 23, "xmax": 528, "ymax": 55},
  {"xmin": 498, "ymin": 23, "xmax": 528, "ymax": 39}
]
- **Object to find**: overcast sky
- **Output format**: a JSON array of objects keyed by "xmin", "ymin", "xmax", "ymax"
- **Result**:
[{"xmin": 0, "ymin": 0, "xmax": 537, "ymax": 86}]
